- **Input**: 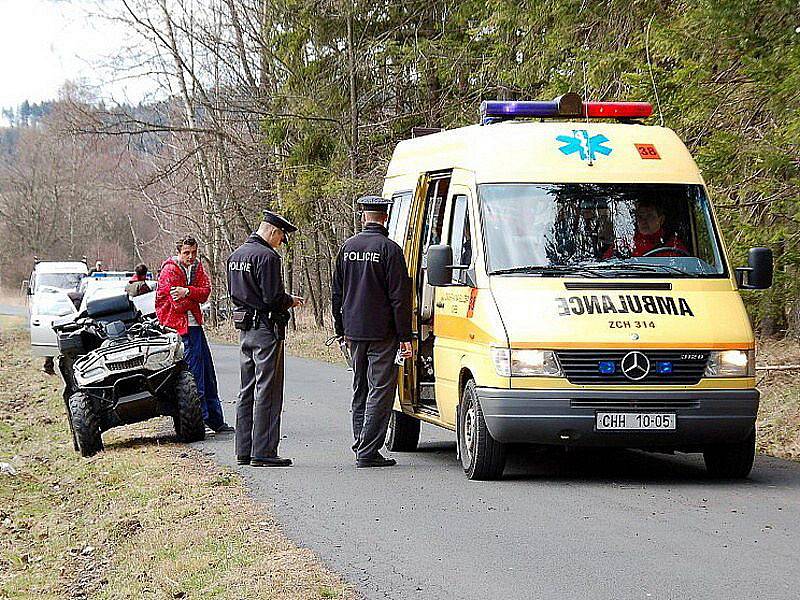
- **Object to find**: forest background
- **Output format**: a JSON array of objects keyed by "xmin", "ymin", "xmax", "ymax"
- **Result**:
[{"xmin": 0, "ymin": 0, "xmax": 797, "ymax": 337}]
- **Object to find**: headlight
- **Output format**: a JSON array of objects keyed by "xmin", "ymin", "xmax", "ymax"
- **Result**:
[
  {"xmin": 75, "ymin": 365, "xmax": 107, "ymax": 385},
  {"xmin": 491, "ymin": 348, "xmax": 562, "ymax": 377},
  {"xmin": 704, "ymin": 350, "xmax": 754, "ymax": 377},
  {"xmin": 145, "ymin": 348, "xmax": 172, "ymax": 369}
]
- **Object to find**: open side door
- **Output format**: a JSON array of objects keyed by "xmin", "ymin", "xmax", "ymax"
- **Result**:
[{"xmin": 396, "ymin": 173, "xmax": 428, "ymax": 413}]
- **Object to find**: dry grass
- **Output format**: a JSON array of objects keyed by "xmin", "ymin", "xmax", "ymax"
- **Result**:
[
  {"xmin": 756, "ymin": 339, "xmax": 800, "ymax": 461},
  {"xmin": 0, "ymin": 314, "xmax": 26, "ymax": 333},
  {"xmin": 206, "ymin": 314, "xmax": 342, "ymax": 365},
  {"xmin": 0, "ymin": 289, "xmax": 24, "ymax": 307},
  {"xmin": 0, "ymin": 331, "xmax": 356, "ymax": 600}
]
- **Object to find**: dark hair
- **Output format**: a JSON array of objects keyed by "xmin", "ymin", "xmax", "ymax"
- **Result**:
[
  {"xmin": 134, "ymin": 263, "xmax": 148, "ymax": 277},
  {"xmin": 175, "ymin": 236, "xmax": 198, "ymax": 251},
  {"xmin": 637, "ymin": 200, "xmax": 664, "ymax": 216}
]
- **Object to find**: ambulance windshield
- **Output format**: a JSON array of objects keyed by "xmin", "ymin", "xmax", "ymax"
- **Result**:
[{"xmin": 479, "ymin": 183, "xmax": 726, "ymax": 277}]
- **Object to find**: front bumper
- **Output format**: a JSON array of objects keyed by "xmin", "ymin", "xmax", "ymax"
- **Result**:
[{"xmin": 477, "ymin": 387, "xmax": 758, "ymax": 449}]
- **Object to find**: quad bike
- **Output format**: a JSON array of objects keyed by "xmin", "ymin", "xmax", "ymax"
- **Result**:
[{"xmin": 52, "ymin": 292, "xmax": 205, "ymax": 457}]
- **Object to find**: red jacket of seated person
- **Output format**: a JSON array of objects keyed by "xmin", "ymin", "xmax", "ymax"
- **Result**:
[
  {"xmin": 155, "ymin": 257, "xmax": 211, "ymax": 336},
  {"xmin": 603, "ymin": 228, "xmax": 688, "ymax": 259}
]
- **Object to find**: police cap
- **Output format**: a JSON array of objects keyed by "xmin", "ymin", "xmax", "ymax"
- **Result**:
[
  {"xmin": 263, "ymin": 210, "xmax": 298, "ymax": 237},
  {"xmin": 357, "ymin": 195, "xmax": 394, "ymax": 214}
]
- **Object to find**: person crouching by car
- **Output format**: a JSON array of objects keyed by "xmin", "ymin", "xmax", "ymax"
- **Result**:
[
  {"xmin": 156, "ymin": 236, "xmax": 234, "ymax": 434},
  {"xmin": 127, "ymin": 263, "xmax": 151, "ymax": 297}
]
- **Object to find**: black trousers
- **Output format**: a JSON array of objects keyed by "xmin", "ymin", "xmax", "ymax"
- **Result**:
[
  {"xmin": 349, "ymin": 337, "xmax": 398, "ymax": 460},
  {"xmin": 236, "ymin": 325, "xmax": 285, "ymax": 459}
]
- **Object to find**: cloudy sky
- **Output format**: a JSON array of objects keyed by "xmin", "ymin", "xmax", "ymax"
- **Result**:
[{"xmin": 0, "ymin": 0, "xmax": 155, "ymax": 111}]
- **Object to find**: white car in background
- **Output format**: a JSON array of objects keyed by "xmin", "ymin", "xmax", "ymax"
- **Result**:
[
  {"xmin": 26, "ymin": 260, "xmax": 88, "ymax": 297},
  {"xmin": 27, "ymin": 261, "xmax": 88, "ymax": 358},
  {"xmin": 29, "ymin": 286, "xmax": 79, "ymax": 357}
]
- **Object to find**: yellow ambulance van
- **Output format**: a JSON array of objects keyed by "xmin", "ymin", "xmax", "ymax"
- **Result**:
[{"xmin": 381, "ymin": 94, "xmax": 773, "ymax": 480}]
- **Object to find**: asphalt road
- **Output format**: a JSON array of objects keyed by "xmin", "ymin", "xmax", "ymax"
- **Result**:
[
  {"xmin": 198, "ymin": 343, "xmax": 800, "ymax": 600},
  {"xmin": 0, "ymin": 303, "xmax": 26, "ymax": 317}
]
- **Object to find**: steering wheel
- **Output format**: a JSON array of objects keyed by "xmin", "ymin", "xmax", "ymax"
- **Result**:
[{"xmin": 642, "ymin": 246, "xmax": 691, "ymax": 257}]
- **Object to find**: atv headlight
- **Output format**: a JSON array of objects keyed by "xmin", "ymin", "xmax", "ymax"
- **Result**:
[
  {"xmin": 75, "ymin": 365, "xmax": 107, "ymax": 386},
  {"xmin": 704, "ymin": 350, "xmax": 754, "ymax": 378},
  {"xmin": 491, "ymin": 348, "xmax": 562, "ymax": 377},
  {"xmin": 145, "ymin": 348, "xmax": 172, "ymax": 370}
]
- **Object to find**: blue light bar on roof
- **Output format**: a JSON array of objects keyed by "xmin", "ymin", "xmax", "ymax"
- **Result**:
[
  {"xmin": 480, "ymin": 93, "xmax": 583, "ymax": 125},
  {"xmin": 481, "ymin": 100, "xmax": 560, "ymax": 119}
]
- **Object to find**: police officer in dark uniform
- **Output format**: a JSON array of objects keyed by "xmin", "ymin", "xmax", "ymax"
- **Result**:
[
  {"xmin": 227, "ymin": 211, "xmax": 304, "ymax": 467},
  {"xmin": 332, "ymin": 196, "xmax": 413, "ymax": 468}
]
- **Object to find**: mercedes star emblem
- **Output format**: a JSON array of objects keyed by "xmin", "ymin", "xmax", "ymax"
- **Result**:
[
  {"xmin": 631, "ymin": 333, "xmax": 639, "ymax": 340},
  {"xmin": 621, "ymin": 351, "xmax": 650, "ymax": 381}
]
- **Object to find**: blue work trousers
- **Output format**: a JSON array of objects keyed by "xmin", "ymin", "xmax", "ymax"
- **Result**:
[{"xmin": 182, "ymin": 326, "xmax": 225, "ymax": 429}]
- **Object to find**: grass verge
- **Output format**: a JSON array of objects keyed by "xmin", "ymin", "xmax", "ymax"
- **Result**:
[
  {"xmin": 206, "ymin": 317, "xmax": 341, "ymax": 364},
  {"xmin": 0, "ymin": 330, "xmax": 355, "ymax": 600},
  {"xmin": 756, "ymin": 339, "xmax": 800, "ymax": 461}
]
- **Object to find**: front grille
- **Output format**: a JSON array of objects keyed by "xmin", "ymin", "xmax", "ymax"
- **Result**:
[
  {"xmin": 108, "ymin": 356, "xmax": 145, "ymax": 371},
  {"xmin": 556, "ymin": 350, "xmax": 708, "ymax": 385},
  {"xmin": 570, "ymin": 398, "xmax": 700, "ymax": 410}
]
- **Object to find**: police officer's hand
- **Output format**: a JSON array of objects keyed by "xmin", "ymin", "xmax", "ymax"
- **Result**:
[
  {"xmin": 290, "ymin": 295, "xmax": 304, "ymax": 308},
  {"xmin": 400, "ymin": 341, "xmax": 413, "ymax": 358}
]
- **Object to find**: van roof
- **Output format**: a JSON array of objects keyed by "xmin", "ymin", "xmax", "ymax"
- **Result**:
[
  {"xmin": 386, "ymin": 121, "xmax": 703, "ymax": 185},
  {"xmin": 34, "ymin": 261, "xmax": 89, "ymax": 274}
]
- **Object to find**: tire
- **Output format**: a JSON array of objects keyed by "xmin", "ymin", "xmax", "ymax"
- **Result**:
[
  {"xmin": 67, "ymin": 392, "xmax": 103, "ymax": 457},
  {"xmin": 458, "ymin": 380, "xmax": 506, "ymax": 480},
  {"xmin": 703, "ymin": 429, "xmax": 756, "ymax": 479},
  {"xmin": 65, "ymin": 405, "xmax": 79, "ymax": 452},
  {"xmin": 172, "ymin": 370, "xmax": 205, "ymax": 443},
  {"xmin": 386, "ymin": 409, "xmax": 421, "ymax": 451}
]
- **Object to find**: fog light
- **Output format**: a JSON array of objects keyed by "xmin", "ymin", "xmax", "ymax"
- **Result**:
[{"xmin": 598, "ymin": 360, "xmax": 615, "ymax": 375}]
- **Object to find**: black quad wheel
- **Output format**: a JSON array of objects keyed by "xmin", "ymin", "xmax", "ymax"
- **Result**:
[
  {"xmin": 386, "ymin": 409, "xmax": 421, "ymax": 451},
  {"xmin": 458, "ymin": 380, "xmax": 506, "ymax": 480},
  {"xmin": 172, "ymin": 370, "xmax": 205, "ymax": 443},
  {"xmin": 67, "ymin": 392, "xmax": 103, "ymax": 457},
  {"xmin": 703, "ymin": 429, "xmax": 756, "ymax": 479}
]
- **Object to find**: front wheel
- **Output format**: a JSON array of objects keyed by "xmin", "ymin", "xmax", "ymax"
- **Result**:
[
  {"xmin": 386, "ymin": 410, "xmax": 421, "ymax": 451},
  {"xmin": 703, "ymin": 429, "xmax": 756, "ymax": 479},
  {"xmin": 172, "ymin": 370, "xmax": 205, "ymax": 443},
  {"xmin": 68, "ymin": 392, "xmax": 103, "ymax": 457},
  {"xmin": 458, "ymin": 380, "xmax": 506, "ymax": 480}
]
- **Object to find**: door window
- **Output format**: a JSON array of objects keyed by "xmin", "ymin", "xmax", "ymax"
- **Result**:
[
  {"xmin": 449, "ymin": 194, "xmax": 473, "ymax": 284},
  {"xmin": 387, "ymin": 191, "xmax": 412, "ymax": 243},
  {"xmin": 420, "ymin": 178, "xmax": 450, "ymax": 258}
]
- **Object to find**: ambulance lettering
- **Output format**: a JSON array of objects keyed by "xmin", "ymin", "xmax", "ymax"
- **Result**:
[{"xmin": 556, "ymin": 295, "xmax": 694, "ymax": 317}]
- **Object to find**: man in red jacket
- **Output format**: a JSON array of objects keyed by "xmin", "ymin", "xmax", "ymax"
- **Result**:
[
  {"xmin": 603, "ymin": 201, "xmax": 688, "ymax": 259},
  {"xmin": 156, "ymin": 236, "xmax": 233, "ymax": 433}
]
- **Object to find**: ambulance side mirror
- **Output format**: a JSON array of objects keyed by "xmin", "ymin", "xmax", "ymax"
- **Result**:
[
  {"xmin": 427, "ymin": 245, "xmax": 453, "ymax": 286},
  {"xmin": 427, "ymin": 245, "xmax": 469, "ymax": 287},
  {"xmin": 735, "ymin": 247, "xmax": 773, "ymax": 290}
]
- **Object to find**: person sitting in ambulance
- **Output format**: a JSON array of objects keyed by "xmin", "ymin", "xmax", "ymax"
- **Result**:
[{"xmin": 603, "ymin": 200, "xmax": 688, "ymax": 259}]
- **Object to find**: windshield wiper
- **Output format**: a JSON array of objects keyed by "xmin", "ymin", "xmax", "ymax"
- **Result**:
[
  {"xmin": 491, "ymin": 265, "xmax": 611, "ymax": 278},
  {"xmin": 587, "ymin": 261, "xmax": 689, "ymax": 276}
]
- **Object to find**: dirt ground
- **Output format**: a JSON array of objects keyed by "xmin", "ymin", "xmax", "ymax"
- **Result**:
[
  {"xmin": 756, "ymin": 339, "xmax": 800, "ymax": 460},
  {"xmin": 0, "ymin": 330, "xmax": 356, "ymax": 600}
]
